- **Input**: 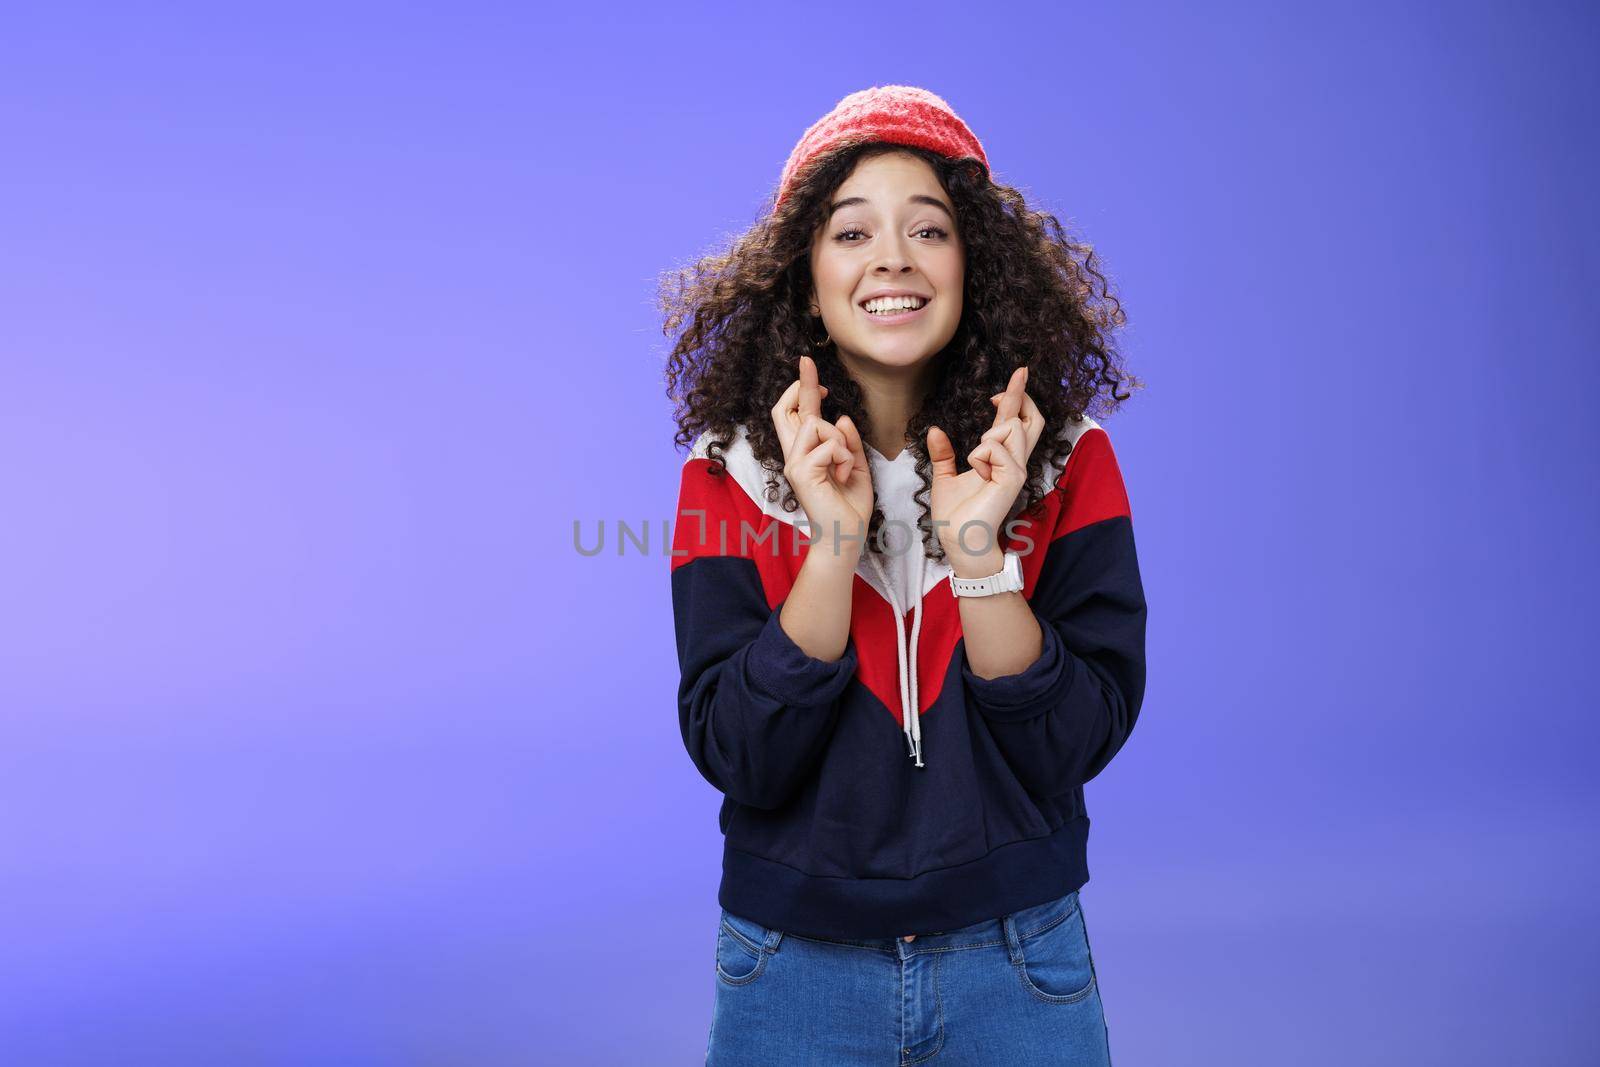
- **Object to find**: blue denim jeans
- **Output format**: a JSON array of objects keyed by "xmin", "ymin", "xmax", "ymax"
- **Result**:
[{"xmin": 706, "ymin": 887, "xmax": 1111, "ymax": 1066}]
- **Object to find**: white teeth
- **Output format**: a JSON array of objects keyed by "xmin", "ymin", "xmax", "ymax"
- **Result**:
[{"xmin": 863, "ymin": 296, "xmax": 928, "ymax": 314}]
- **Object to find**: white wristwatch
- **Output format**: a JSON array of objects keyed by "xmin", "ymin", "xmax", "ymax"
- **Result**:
[{"xmin": 949, "ymin": 550, "xmax": 1024, "ymax": 598}]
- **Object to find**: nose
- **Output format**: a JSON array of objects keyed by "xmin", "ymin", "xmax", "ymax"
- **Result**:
[{"xmin": 871, "ymin": 231, "xmax": 916, "ymax": 274}]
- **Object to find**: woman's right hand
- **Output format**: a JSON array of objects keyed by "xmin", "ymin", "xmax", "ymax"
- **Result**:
[{"xmin": 771, "ymin": 355, "xmax": 873, "ymax": 562}]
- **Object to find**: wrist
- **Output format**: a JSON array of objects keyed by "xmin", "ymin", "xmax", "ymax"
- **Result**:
[
  {"xmin": 802, "ymin": 534, "xmax": 865, "ymax": 574},
  {"xmin": 947, "ymin": 547, "xmax": 1006, "ymax": 581},
  {"xmin": 802, "ymin": 514, "xmax": 867, "ymax": 563}
]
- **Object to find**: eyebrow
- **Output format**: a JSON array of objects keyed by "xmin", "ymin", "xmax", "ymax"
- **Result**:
[{"xmin": 827, "ymin": 194, "xmax": 954, "ymax": 223}]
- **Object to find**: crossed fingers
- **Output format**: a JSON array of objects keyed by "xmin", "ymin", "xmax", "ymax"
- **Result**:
[
  {"xmin": 969, "ymin": 366, "xmax": 1044, "ymax": 481},
  {"xmin": 772, "ymin": 354, "xmax": 855, "ymax": 485}
]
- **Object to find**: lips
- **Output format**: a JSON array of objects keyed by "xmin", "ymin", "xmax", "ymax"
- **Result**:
[{"xmin": 859, "ymin": 298, "xmax": 931, "ymax": 325}]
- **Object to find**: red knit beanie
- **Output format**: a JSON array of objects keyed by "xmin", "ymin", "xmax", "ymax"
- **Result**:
[{"xmin": 774, "ymin": 85, "xmax": 989, "ymax": 211}]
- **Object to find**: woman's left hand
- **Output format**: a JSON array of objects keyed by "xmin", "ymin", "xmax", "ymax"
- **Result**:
[{"xmin": 927, "ymin": 366, "xmax": 1046, "ymax": 578}]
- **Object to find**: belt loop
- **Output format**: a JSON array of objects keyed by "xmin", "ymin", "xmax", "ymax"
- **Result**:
[
  {"xmin": 764, "ymin": 926, "xmax": 784, "ymax": 955},
  {"xmin": 1001, "ymin": 914, "xmax": 1023, "ymax": 965}
]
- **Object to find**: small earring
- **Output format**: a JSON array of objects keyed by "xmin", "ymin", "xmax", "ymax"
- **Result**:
[
  {"xmin": 808, "ymin": 311, "xmax": 831, "ymax": 349},
  {"xmin": 806, "ymin": 308, "xmax": 832, "ymax": 350}
]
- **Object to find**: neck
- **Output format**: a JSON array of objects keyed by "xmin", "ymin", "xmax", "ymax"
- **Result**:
[{"xmin": 840, "ymin": 351, "xmax": 936, "ymax": 458}]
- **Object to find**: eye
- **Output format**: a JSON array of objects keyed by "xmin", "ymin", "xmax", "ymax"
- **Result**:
[{"xmin": 833, "ymin": 225, "xmax": 950, "ymax": 243}]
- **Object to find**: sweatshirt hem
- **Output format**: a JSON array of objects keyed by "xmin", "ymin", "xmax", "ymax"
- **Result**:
[{"xmin": 719, "ymin": 815, "xmax": 1091, "ymax": 941}]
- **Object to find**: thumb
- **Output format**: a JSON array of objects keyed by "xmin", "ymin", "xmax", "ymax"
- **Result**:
[{"xmin": 927, "ymin": 426, "xmax": 959, "ymax": 481}]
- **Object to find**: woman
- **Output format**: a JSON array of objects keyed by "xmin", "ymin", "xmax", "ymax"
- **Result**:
[{"xmin": 662, "ymin": 85, "xmax": 1147, "ymax": 1066}]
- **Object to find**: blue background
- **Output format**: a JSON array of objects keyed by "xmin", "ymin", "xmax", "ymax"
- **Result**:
[{"xmin": 3, "ymin": 2, "xmax": 1596, "ymax": 1063}]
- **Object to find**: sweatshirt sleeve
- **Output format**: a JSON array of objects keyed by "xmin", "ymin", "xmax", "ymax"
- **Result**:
[
  {"xmin": 670, "ymin": 455, "xmax": 859, "ymax": 810},
  {"xmin": 961, "ymin": 427, "xmax": 1148, "ymax": 800}
]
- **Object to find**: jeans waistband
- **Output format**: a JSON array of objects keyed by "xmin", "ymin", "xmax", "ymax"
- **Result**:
[{"xmin": 781, "ymin": 887, "xmax": 1082, "ymax": 958}]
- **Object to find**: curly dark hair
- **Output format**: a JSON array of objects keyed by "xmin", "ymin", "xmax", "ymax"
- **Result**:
[{"xmin": 658, "ymin": 141, "xmax": 1142, "ymax": 565}]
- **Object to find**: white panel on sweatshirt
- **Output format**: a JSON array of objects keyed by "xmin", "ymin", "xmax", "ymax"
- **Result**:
[{"xmin": 864, "ymin": 443, "xmax": 936, "ymax": 610}]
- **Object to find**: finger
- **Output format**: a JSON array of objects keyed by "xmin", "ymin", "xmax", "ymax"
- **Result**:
[
  {"xmin": 970, "ymin": 435, "xmax": 1021, "ymax": 484},
  {"xmin": 994, "ymin": 415, "xmax": 1027, "ymax": 467},
  {"xmin": 829, "ymin": 415, "xmax": 861, "ymax": 485},
  {"xmin": 967, "ymin": 439, "xmax": 994, "ymax": 481},
  {"xmin": 772, "ymin": 376, "xmax": 801, "ymax": 419},
  {"xmin": 800, "ymin": 430, "xmax": 849, "ymax": 485},
  {"xmin": 794, "ymin": 413, "xmax": 833, "ymax": 458},
  {"xmin": 832, "ymin": 438, "xmax": 851, "ymax": 483},
  {"xmin": 995, "ymin": 366, "xmax": 1028, "ymax": 425},
  {"xmin": 981, "ymin": 414, "xmax": 1023, "ymax": 445},
  {"xmin": 771, "ymin": 377, "xmax": 803, "ymax": 454},
  {"xmin": 975, "ymin": 413, "xmax": 1022, "ymax": 473},
  {"xmin": 980, "ymin": 415, "xmax": 1024, "ymax": 457},
  {"xmin": 798, "ymin": 355, "xmax": 823, "ymax": 420},
  {"xmin": 835, "ymin": 414, "xmax": 866, "ymax": 469},
  {"xmin": 926, "ymin": 425, "xmax": 959, "ymax": 482},
  {"xmin": 1016, "ymin": 389, "xmax": 1045, "ymax": 457},
  {"xmin": 991, "ymin": 389, "xmax": 1043, "ymax": 459},
  {"xmin": 773, "ymin": 367, "xmax": 828, "ymax": 424}
]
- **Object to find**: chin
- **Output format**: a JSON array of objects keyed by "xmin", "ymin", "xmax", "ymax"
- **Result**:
[
  {"xmin": 842, "ymin": 339, "xmax": 940, "ymax": 369},
  {"xmin": 869, "ymin": 330, "xmax": 953, "ymax": 361}
]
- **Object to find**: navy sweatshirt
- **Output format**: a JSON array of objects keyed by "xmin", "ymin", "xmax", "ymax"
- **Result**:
[{"xmin": 669, "ymin": 415, "xmax": 1147, "ymax": 940}]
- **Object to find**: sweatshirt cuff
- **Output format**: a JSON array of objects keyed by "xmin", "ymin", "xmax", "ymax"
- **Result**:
[
  {"xmin": 746, "ymin": 605, "xmax": 859, "ymax": 707},
  {"xmin": 961, "ymin": 614, "xmax": 1071, "ymax": 723}
]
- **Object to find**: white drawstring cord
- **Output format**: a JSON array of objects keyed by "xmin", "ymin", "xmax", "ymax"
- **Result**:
[
  {"xmin": 866, "ymin": 546, "xmax": 927, "ymax": 768},
  {"xmin": 907, "ymin": 551, "xmax": 926, "ymax": 766}
]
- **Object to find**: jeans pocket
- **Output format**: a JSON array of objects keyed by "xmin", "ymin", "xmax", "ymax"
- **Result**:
[
  {"xmin": 1011, "ymin": 891, "xmax": 1097, "ymax": 1004},
  {"xmin": 715, "ymin": 909, "xmax": 775, "ymax": 986}
]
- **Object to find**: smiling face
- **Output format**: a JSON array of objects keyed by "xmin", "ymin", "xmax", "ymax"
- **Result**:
[{"xmin": 807, "ymin": 151, "xmax": 964, "ymax": 378}]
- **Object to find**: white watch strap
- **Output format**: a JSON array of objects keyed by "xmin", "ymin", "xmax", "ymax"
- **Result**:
[{"xmin": 949, "ymin": 551, "xmax": 1023, "ymax": 597}]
